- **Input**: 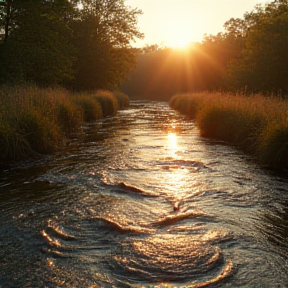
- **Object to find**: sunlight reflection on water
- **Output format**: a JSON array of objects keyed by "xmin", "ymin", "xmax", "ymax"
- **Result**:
[{"xmin": 167, "ymin": 132, "xmax": 178, "ymax": 155}]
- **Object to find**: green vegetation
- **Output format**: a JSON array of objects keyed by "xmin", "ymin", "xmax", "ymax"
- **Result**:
[
  {"xmin": 0, "ymin": 0, "xmax": 143, "ymax": 90},
  {"xmin": 122, "ymin": 1, "xmax": 288, "ymax": 100},
  {"xmin": 170, "ymin": 93, "xmax": 288, "ymax": 170},
  {"xmin": 0, "ymin": 85, "xmax": 129, "ymax": 161}
]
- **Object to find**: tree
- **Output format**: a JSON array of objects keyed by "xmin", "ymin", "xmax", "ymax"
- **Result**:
[
  {"xmin": 71, "ymin": 0, "xmax": 143, "ymax": 90},
  {"xmin": 225, "ymin": 1, "xmax": 288, "ymax": 93},
  {"xmin": 0, "ymin": 0, "xmax": 76, "ymax": 86},
  {"xmin": 0, "ymin": 0, "xmax": 143, "ymax": 89}
]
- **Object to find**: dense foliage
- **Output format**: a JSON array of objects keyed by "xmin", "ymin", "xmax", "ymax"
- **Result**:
[
  {"xmin": 122, "ymin": 0, "xmax": 288, "ymax": 99},
  {"xmin": 0, "ymin": 0, "xmax": 143, "ymax": 90},
  {"xmin": 224, "ymin": 0, "xmax": 288, "ymax": 93}
]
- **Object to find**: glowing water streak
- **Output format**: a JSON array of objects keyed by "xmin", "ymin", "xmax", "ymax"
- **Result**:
[{"xmin": 124, "ymin": 259, "xmax": 233, "ymax": 288}]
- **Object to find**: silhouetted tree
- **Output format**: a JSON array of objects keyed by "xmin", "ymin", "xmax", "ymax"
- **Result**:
[
  {"xmin": 0, "ymin": 0, "xmax": 143, "ymax": 89},
  {"xmin": 225, "ymin": 1, "xmax": 288, "ymax": 94},
  {"xmin": 71, "ymin": 0, "xmax": 143, "ymax": 90},
  {"xmin": 0, "ymin": 0, "xmax": 76, "ymax": 85}
]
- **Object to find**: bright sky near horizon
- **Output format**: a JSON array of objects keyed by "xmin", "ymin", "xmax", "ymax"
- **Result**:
[{"xmin": 126, "ymin": 0, "xmax": 272, "ymax": 48}]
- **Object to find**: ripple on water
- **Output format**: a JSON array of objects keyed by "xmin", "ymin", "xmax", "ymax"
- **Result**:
[
  {"xmin": 113, "ymin": 232, "xmax": 233, "ymax": 285},
  {"xmin": 37, "ymin": 185, "xmax": 233, "ymax": 287}
]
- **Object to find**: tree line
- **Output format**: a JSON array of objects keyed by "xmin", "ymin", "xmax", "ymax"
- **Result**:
[
  {"xmin": 0, "ymin": 0, "xmax": 143, "ymax": 91},
  {"xmin": 121, "ymin": 0, "xmax": 288, "ymax": 99}
]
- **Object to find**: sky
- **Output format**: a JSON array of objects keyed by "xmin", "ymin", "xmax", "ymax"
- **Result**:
[{"xmin": 125, "ymin": 0, "xmax": 273, "ymax": 48}]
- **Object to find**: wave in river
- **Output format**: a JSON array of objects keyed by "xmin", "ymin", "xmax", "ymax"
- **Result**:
[
  {"xmin": 113, "ymin": 232, "xmax": 233, "ymax": 284},
  {"xmin": 152, "ymin": 208, "xmax": 210, "ymax": 228},
  {"xmin": 92, "ymin": 216, "xmax": 155, "ymax": 234},
  {"xmin": 115, "ymin": 182, "xmax": 159, "ymax": 197},
  {"xmin": 120, "ymin": 260, "xmax": 233, "ymax": 288}
]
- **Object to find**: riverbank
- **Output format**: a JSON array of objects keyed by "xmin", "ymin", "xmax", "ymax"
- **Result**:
[
  {"xmin": 0, "ymin": 85, "xmax": 129, "ymax": 161},
  {"xmin": 169, "ymin": 92, "xmax": 288, "ymax": 170}
]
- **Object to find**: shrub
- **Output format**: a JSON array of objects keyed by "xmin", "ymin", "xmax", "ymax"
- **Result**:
[
  {"xmin": 198, "ymin": 107, "xmax": 241, "ymax": 142},
  {"xmin": 113, "ymin": 91, "xmax": 129, "ymax": 109},
  {"xmin": 93, "ymin": 90, "xmax": 118, "ymax": 117},
  {"xmin": 0, "ymin": 122, "xmax": 32, "ymax": 160},
  {"xmin": 73, "ymin": 95, "xmax": 103, "ymax": 122},
  {"xmin": 0, "ymin": 85, "xmax": 129, "ymax": 161},
  {"xmin": 169, "ymin": 92, "xmax": 288, "ymax": 170},
  {"xmin": 57, "ymin": 101, "xmax": 83, "ymax": 134},
  {"xmin": 257, "ymin": 121, "xmax": 288, "ymax": 169},
  {"xmin": 170, "ymin": 93, "xmax": 208, "ymax": 119},
  {"xmin": 16, "ymin": 108, "xmax": 60, "ymax": 154}
]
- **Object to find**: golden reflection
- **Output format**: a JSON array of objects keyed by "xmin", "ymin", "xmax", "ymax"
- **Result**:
[
  {"xmin": 166, "ymin": 132, "xmax": 178, "ymax": 155},
  {"xmin": 115, "ymin": 233, "xmax": 233, "ymax": 288},
  {"xmin": 164, "ymin": 131, "xmax": 191, "ymax": 202},
  {"xmin": 46, "ymin": 259, "xmax": 55, "ymax": 267},
  {"xmin": 41, "ymin": 230, "xmax": 61, "ymax": 247}
]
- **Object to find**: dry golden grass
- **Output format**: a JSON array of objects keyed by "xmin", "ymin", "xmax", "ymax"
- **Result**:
[
  {"xmin": 170, "ymin": 92, "xmax": 288, "ymax": 170},
  {"xmin": 0, "ymin": 85, "xmax": 129, "ymax": 161}
]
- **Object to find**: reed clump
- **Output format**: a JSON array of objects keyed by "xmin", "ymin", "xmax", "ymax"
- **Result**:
[
  {"xmin": 57, "ymin": 100, "xmax": 83, "ymax": 134},
  {"xmin": 16, "ymin": 108, "xmax": 60, "ymax": 154},
  {"xmin": 169, "ymin": 92, "xmax": 288, "ymax": 170},
  {"xmin": 0, "ymin": 121, "xmax": 33, "ymax": 160},
  {"xmin": 113, "ymin": 91, "xmax": 130, "ymax": 109},
  {"xmin": 72, "ymin": 94, "xmax": 103, "ymax": 122},
  {"xmin": 92, "ymin": 90, "xmax": 119, "ymax": 117},
  {"xmin": 0, "ymin": 85, "xmax": 129, "ymax": 161}
]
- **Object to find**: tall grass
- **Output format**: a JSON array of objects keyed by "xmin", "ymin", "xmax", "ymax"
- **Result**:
[
  {"xmin": 0, "ymin": 85, "xmax": 129, "ymax": 161},
  {"xmin": 113, "ymin": 91, "xmax": 130, "ymax": 109},
  {"xmin": 72, "ymin": 94, "xmax": 102, "ymax": 122},
  {"xmin": 92, "ymin": 90, "xmax": 119, "ymax": 117},
  {"xmin": 169, "ymin": 92, "xmax": 288, "ymax": 170}
]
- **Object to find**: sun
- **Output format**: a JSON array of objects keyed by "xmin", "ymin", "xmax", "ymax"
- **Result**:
[
  {"xmin": 167, "ymin": 39, "xmax": 190, "ymax": 50},
  {"xmin": 165, "ymin": 34, "xmax": 191, "ymax": 49},
  {"xmin": 162, "ymin": 23, "xmax": 193, "ymax": 49}
]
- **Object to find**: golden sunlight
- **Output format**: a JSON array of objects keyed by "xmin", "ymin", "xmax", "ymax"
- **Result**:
[
  {"xmin": 165, "ymin": 34, "xmax": 191, "ymax": 49},
  {"xmin": 167, "ymin": 132, "xmax": 178, "ymax": 154},
  {"xmin": 128, "ymin": 0, "xmax": 263, "ymax": 48},
  {"xmin": 77, "ymin": 2, "xmax": 83, "ymax": 10},
  {"xmin": 164, "ymin": 28, "xmax": 192, "ymax": 49}
]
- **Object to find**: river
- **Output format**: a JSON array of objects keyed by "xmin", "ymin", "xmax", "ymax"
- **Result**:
[{"xmin": 1, "ymin": 101, "xmax": 288, "ymax": 288}]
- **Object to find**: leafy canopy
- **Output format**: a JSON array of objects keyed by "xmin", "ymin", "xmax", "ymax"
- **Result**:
[{"xmin": 0, "ymin": 0, "xmax": 143, "ymax": 89}]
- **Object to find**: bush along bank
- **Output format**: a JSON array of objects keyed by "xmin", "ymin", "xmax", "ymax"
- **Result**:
[
  {"xmin": 169, "ymin": 92, "xmax": 288, "ymax": 170},
  {"xmin": 0, "ymin": 85, "xmax": 129, "ymax": 161}
]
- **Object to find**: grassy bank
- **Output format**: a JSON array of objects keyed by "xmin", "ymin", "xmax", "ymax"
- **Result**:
[
  {"xmin": 0, "ymin": 85, "xmax": 129, "ymax": 161},
  {"xmin": 169, "ymin": 92, "xmax": 288, "ymax": 170}
]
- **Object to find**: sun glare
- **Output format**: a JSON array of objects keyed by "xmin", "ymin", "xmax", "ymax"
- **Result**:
[
  {"xmin": 162, "ymin": 24, "xmax": 193, "ymax": 49},
  {"xmin": 166, "ymin": 37, "xmax": 190, "ymax": 50},
  {"xmin": 167, "ymin": 132, "xmax": 178, "ymax": 154},
  {"xmin": 77, "ymin": 2, "xmax": 83, "ymax": 10}
]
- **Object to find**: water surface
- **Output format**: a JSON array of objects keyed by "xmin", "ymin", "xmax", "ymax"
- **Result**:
[{"xmin": 1, "ymin": 101, "xmax": 288, "ymax": 287}]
